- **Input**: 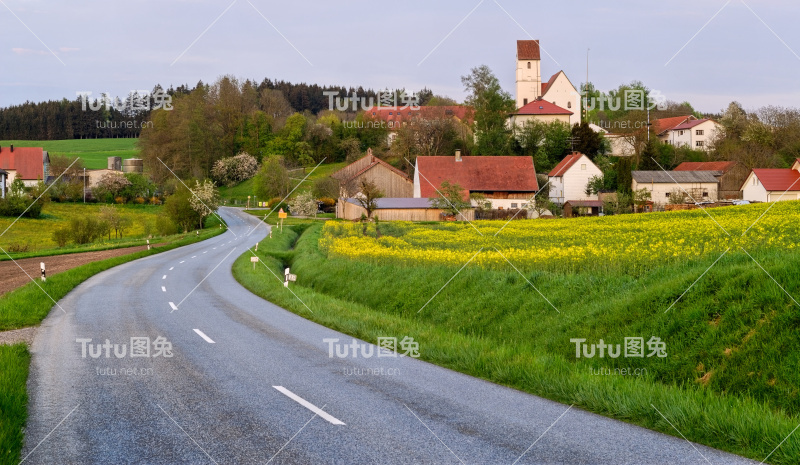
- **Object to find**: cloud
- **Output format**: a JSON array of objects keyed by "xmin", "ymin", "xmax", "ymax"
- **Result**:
[{"xmin": 11, "ymin": 48, "xmax": 49, "ymax": 56}]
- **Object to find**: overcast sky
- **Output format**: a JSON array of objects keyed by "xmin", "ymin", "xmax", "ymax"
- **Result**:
[{"xmin": 1, "ymin": 0, "xmax": 798, "ymax": 113}]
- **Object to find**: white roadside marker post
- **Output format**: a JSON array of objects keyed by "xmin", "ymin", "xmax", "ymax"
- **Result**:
[
  {"xmin": 255, "ymin": 242, "xmax": 259, "ymax": 252},
  {"xmin": 147, "ymin": 239, "xmax": 150, "ymax": 250},
  {"xmin": 40, "ymin": 262, "xmax": 46, "ymax": 282}
]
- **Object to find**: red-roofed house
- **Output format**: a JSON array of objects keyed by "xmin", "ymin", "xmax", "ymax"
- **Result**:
[
  {"xmin": 516, "ymin": 40, "xmax": 581, "ymax": 126},
  {"xmin": 547, "ymin": 152, "xmax": 603, "ymax": 205},
  {"xmin": 332, "ymin": 149, "xmax": 413, "ymax": 198},
  {"xmin": 0, "ymin": 145, "xmax": 49, "ymax": 189},
  {"xmin": 741, "ymin": 159, "xmax": 800, "ymax": 202},
  {"xmin": 414, "ymin": 152, "xmax": 539, "ymax": 209},
  {"xmin": 654, "ymin": 116, "xmax": 721, "ymax": 151},
  {"xmin": 674, "ymin": 161, "xmax": 748, "ymax": 199},
  {"xmin": 366, "ymin": 106, "xmax": 474, "ymax": 145},
  {"xmin": 509, "ymin": 99, "xmax": 573, "ymax": 127}
]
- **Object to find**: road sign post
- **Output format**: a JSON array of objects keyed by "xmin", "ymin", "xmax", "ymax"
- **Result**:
[
  {"xmin": 251, "ymin": 256, "xmax": 258, "ymax": 269},
  {"xmin": 278, "ymin": 209, "xmax": 287, "ymax": 232}
]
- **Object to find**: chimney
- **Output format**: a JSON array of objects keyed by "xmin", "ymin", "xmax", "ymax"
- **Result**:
[{"xmin": 455, "ymin": 149, "xmax": 462, "ymax": 162}]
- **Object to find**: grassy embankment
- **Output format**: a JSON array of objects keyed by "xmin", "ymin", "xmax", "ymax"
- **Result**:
[
  {"xmin": 218, "ymin": 161, "xmax": 347, "ymax": 204},
  {"xmin": 0, "ymin": 216, "xmax": 224, "ymax": 464},
  {"xmin": 0, "ymin": 139, "xmax": 139, "ymax": 170},
  {"xmin": 232, "ymin": 207, "xmax": 800, "ymax": 464}
]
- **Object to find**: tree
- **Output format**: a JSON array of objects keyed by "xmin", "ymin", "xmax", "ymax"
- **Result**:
[
  {"xmin": 164, "ymin": 187, "xmax": 201, "ymax": 232},
  {"xmin": 93, "ymin": 172, "xmax": 131, "ymax": 202},
  {"xmin": 637, "ymin": 139, "xmax": 660, "ymax": 170},
  {"xmin": 288, "ymin": 192, "xmax": 318, "ymax": 217},
  {"xmin": 571, "ymin": 122, "xmax": 604, "ymax": 159},
  {"xmin": 354, "ymin": 178, "xmax": 384, "ymax": 219},
  {"xmin": 188, "ymin": 179, "xmax": 220, "ymax": 229},
  {"xmin": 313, "ymin": 176, "xmax": 340, "ymax": 199},
  {"xmin": 254, "ymin": 157, "xmax": 292, "ymax": 199},
  {"xmin": 527, "ymin": 195, "xmax": 553, "ymax": 218},
  {"xmin": 633, "ymin": 188, "xmax": 652, "ymax": 212},
  {"xmin": 430, "ymin": 181, "xmax": 470, "ymax": 219},
  {"xmin": 212, "ymin": 152, "xmax": 259, "ymax": 186},
  {"xmin": 462, "ymin": 65, "xmax": 515, "ymax": 155}
]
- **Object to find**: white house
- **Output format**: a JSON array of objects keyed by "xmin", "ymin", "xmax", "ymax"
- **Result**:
[
  {"xmin": 741, "ymin": 159, "xmax": 800, "ymax": 202},
  {"xmin": 654, "ymin": 117, "xmax": 721, "ymax": 151},
  {"xmin": 516, "ymin": 40, "xmax": 581, "ymax": 126},
  {"xmin": 589, "ymin": 123, "xmax": 636, "ymax": 157},
  {"xmin": 632, "ymin": 171, "xmax": 719, "ymax": 205},
  {"xmin": 509, "ymin": 99, "xmax": 572, "ymax": 129},
  {"xmin": 548, "ymin": 152, "xmax": 603, "ymax": 205}
]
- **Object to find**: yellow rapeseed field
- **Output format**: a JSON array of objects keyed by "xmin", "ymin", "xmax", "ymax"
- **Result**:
[{"xmin": 320, "ymin": 201, "xmax": 800, "ymax": 272}]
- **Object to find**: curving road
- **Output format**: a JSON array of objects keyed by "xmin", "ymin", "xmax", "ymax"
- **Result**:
[{"xmin": 23, "ymin": 207, "xmax": 758, "ymax": 464}]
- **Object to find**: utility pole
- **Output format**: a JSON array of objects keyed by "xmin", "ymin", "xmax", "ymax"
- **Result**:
[
  {"xmin": 585, "ymin": 48, "xmax": 590, "ymax": 124},
  {"xmin": 83, "ymin": 167, "xmax": 86, "ymax": 203}
]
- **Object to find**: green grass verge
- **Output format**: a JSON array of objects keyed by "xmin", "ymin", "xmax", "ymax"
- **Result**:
[
  {"xmin": 0, "ymin": 216, "xmax": 224, "ymax": 331},
  {"xmin": 0, "ymin": 344, "xmax": 29, "ymax": 465},
  {"xmin": 232, "ymin": 223, "xmax": 800, "ymax": 464},
  {"xmin": 0, "ymin": 139, "xmax": 140, "ymax": 169},
  {"xmin": 218, "ymin": 161, "xmax": 347, "ymax": 203}
]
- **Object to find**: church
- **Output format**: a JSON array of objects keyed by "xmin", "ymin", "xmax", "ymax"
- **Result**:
[{"xmin": 508, "ymin": 40, "xmax": 582, "ymax": 128}]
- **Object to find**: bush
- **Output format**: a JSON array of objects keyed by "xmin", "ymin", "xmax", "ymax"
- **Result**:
[
  {"xmin": 69, "ymin": 217, "xmax": 105, "ymax": 244},
  {"xmin": 319, "ymin": 197, "xmax": 336, "ymax": 213},
  {"xmin": 155, "ymin": 215, "xmax": 178, "ymax": 236},
  {"xmin": 313, "ymin": 177, "xmax": 340, "ymax": 199},
  {"xmin": 52, "ymin": 227, "xmax": 71, "ymax": 247},
  {"xmin": 212, "ymin": 152, "xmax": 259, "ymax": 187},
  {"xmin": 288, "ymin": 192, "xmax": 318, "ymax": 217},
  {"xmin": 267, "ymin": 197, "xmax": 289, "ymax": 214}
]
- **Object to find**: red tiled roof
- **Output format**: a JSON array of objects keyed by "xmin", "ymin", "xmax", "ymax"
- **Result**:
[
  {"xmin": 517, "ymin": 40, "xmax": 540, "ymax": 60},
  {"xmin": 417, "ymin": 156, "xmax": 539, "ymax": 198},
  {"xmin": 368, "ymin": 106, "xmax": 473, "ymax": 125},
  {"xmin": 540, "ymin": 72, "xmax": 560, "ymax": 96},
  {"xmin": 752, "ymin": 169, "xmax": 800, "ymax": 192},
  {"xmin": 548, "ymin": 152, "xmax": 585, "ymax": 177},
  {"xmin": 672, "ymin": 118, "xmax": 713, "ymax": 130},
  {"xmin": 674, "ymin": 161, "xmax": 735, "ymax": 172},
  {"xmin": 514, "ymin": 99, "xmax": 572, "ymax": 115},
  {"xmin": 652, "ymin": 115, "xmax": 694, "ymax": 135},
  {"xmin": 0, "ymin": 146, "xmax": 44, "ymax": 180}
]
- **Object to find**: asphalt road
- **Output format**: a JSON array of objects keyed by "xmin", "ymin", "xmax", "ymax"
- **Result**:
[{"xmin": 24, "ymin": 207, "xmax": 759, "ymax": 464}]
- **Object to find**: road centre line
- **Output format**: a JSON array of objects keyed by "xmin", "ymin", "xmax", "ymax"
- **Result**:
[
  {"xmin": 169, "ymin": 302, "xmax": 178, "ymax": 311},
  {"xmin": 161, "ymin": 286, "xmax": 166, "ymax": 292},
  {"xmin": 193, "ymin": 329, "xmax": 215, "ymax": 344},
  {"xmin": 169, "ymin": 267, "xmax": 174, "ymax": 271},
  {"xmin": 162, "ymin": 275, "xmax": 167, "ymax": 280},
  {"xmin": 273, "ymin": 386, "xmax": 345, "ymax": 426}
]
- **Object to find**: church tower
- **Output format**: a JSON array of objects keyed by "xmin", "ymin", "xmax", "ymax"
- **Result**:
[{"xmin": 516, "ymin": 40, "xmax": 541, "ymax": 109}]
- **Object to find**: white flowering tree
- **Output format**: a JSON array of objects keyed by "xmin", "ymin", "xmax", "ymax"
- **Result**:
[
  {"xmin": 211, "ymin": 152, "xmax": 259, "ymax": 187},
  {"xmin": 288, "ymin": 192, "xmax": 318, "ymax": 218},
  {"xmin": 189, "ymin": 179, "xmax": 220, "ymax": 228}
]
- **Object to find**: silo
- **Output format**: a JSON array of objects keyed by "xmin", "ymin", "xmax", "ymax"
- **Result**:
[
  {"xmin": 122, "ymin": 158, "xmax": 144, "ymax": 174},
  {"xmin": 108, "ymin": 156, "xmax": 122, "ymax": 171}
]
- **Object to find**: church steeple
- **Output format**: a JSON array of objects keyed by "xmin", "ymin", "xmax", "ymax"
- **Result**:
[{"xmin": 516, "ymin": 40, "xmax": 542, "ymax": 109}]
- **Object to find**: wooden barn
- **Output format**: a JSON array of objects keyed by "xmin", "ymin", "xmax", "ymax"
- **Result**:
[
  {"xmin": 332, "ymin": 150, "xmax": 413, "ymax": 198},
  {"xmin": 673, "ymin": 161, "xmax": 748, "ymax": 200},
  {"xmin": 337, "ymin": 197, "xmax": 474, "ymax": 221}
]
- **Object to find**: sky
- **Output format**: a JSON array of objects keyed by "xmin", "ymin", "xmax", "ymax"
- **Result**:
[{"xmin": 1, "ymin": 0, "xmax": 799, "ymax": 113}]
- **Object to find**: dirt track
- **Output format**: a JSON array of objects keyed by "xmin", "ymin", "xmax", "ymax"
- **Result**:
[{"xmin": 0, "ymin": 245, "xmax": 161, "ymax": 296}]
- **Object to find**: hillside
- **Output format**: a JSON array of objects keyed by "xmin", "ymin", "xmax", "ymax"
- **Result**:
[{"xmin": 0, "ymin": 139, "xmax": 140, "ymax": 169}]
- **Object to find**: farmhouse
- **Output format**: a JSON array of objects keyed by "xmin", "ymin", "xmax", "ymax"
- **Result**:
[
  {"xmin": 673, "ymin": 161, "xmax": 748, "ymax": 199},
  {"xmin": 515, "ymin": 40, "xmax": 581, "ymax": 126},
  {"xmin": 653, "ymin": 116, "xmax": 721, "ymax": 151},
  {"xmin": 548, "ymin": 152, "xmax": 603, "ymax": 205},
  {"xmin": 741, "ymin": 159, "xmax": 800, "ymax": 202},
  {"xmin": 332, "ymin": 150, "xmax": 413, "ymax": 198},
  {"xmin": 0, "ymin": 145, "xmax": 50, "ymax": 187},
  {"xmin": 632, "ymin": 170, "xmax": 719, "ymax": 204},
  {"xmin": 337, "ymin": 197, "xmax": 474, "ymax": 222},
  {"xmin": 414, "ymin": 151, "xmax": 539, "ymax": 210}
]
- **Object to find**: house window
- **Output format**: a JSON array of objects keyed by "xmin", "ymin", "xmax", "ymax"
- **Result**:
[
  {"xmin": 523, "ymin": 98, "xmax": 528, "ymax": 106},
  {"xmin": 389, "ymin": 112, "xmax": 393, "ymax": 115},
  {"xmin": 753, "ymin": 178, "xmax": 757, "ymax": 186},
  {"xmin": 702, "ymin": 192, "xmax": 709, "ymax": 197},
  {"xmin": 581, "ymin": 164, "xmax": 587, "ymax": 170},
  {"xmin": 696, "ymin": 130, "xmax": 704, "ymax": 135},
  {"xmin": 665, "ymin": 192, "xmax": 671, "ymax": 198},
  {"xmin": 372, "ymin": 112, "xmax": 376, "ymax": 116},
  {"xmin": 567, "ymin": 102, "xmax": 572, "ymax": 108},
  {"xmin": 511, "ymin": 203, "xmax": 518, "ymax": 208},
  {"xmin": 679, "ymin": 130, "xmax": 684, "ymax": 136},
  {"xmin": 527, "ymin": 62, "xmax": 531, "ymax": 69},
  {"xmin": 696, "ymin": 141, "xmax": 704, "ymax": 147}
]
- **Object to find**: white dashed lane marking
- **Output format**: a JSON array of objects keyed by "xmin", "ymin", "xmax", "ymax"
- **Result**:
[
  {"xmin": 162, "ymin": 275, "xmax": 167, "ymax": 280},
  {"xmin": 169, "ymin": 302, "xmax": 178, "ymax": 311},
  {"xmin": 193, "ymin": 329, "xmax": 215, "ymax": 344},
  {"xmin": 161, "ymin": 286, "xmax": 166, "ymax": 292},
  {"xmin": 169, "ymin": 267, "xmax": 174, "ymax": 271},
  {"xmin": 180, "ymin": 260, "xmax": 185, "ymax": 264},
  {"xmin": 191, "ymin": 256, "xmax": 197, "ymax": 259},
  {"xmin": 273, "ymin": 386, "xmax": 345, "ymax": 426}
]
